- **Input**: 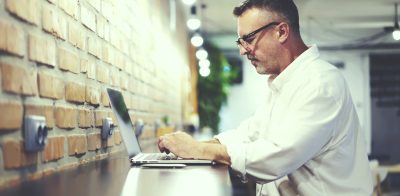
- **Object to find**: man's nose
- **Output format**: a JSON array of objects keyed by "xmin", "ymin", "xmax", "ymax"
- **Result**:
[{"xmin": 238, "ymin": 45, "xmax": 248, "ymax": 56}]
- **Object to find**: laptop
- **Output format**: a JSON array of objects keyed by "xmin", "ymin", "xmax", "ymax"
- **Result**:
[{"xmin": 107, "ymin": 88, "xmax": 215, "ymax": 165}]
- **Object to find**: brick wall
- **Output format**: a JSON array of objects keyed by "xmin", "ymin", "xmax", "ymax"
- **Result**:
[{"xmin": 0, "ymin": 0, "xmax": 192, "ymax": 188}]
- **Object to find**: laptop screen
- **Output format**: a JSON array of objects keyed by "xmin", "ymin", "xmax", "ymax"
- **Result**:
[{"xmin": 107, "ymin": 88, "xmax": 141, "ymax": 158}]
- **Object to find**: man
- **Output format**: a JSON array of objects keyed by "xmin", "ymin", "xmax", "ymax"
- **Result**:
[{"xmin": 158, "ymin": 0, "xmax": 373, "ymax": 195}]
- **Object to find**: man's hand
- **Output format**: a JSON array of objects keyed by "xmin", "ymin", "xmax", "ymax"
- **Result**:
[
  {"xmin": 158, "ymin": 131, "xmax": 203, "ymax": 159},
  {"xmin": 157, "ymin": 131, "xmax": 231, "ymax": 165}
]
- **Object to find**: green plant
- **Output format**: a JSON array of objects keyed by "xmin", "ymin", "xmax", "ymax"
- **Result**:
[{"xmin": 197, "ymin": 42, "xmax": 239, "ymax": 134}]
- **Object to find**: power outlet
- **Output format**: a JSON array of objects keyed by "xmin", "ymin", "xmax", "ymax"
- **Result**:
[
  {"xmin": 24, "ymin": 115, "xmax": 48, "ymax": 152},
  {"xmin": 134, "ymin": 119, "xmax": 144, "ymax": 137},
  {"xmin": 102, "ymin": 118, "xmax": 114, "ymax": 140}
]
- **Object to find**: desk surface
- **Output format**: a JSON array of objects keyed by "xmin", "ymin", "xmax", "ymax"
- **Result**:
[{"xmin": 0, "ymin": 155, "xmax": 234, "ymax": 196}]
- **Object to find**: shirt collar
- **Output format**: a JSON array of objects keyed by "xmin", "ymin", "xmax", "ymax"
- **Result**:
[{"xmin": 268, "ymin": 45, "xmax": 320, "ymax": 92}]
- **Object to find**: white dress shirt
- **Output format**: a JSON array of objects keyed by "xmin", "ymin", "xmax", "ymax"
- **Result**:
[{"xmin": 215, "ymin": 46, "xmax": 373, "ymax": 195}]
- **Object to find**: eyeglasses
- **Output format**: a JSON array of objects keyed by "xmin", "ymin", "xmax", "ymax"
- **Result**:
[{"xmin": 236, "ymin": 22, "xmax": 280, "ymax": 49}]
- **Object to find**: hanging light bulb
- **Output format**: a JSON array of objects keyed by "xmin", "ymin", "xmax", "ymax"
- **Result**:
[
  {"xmin": 187, "ymin": 18, "xmax": 201, "ymax": 30},
  {"xmin": 393, "ymin": 29, "xmax": 400, "ymax": 41},
  {"xmin": 187, "ymin": 5, "xmax": 200, "ymax": 30},
  {"xmin": 196, "ymin": 48, "xmax": 208, "ymax": 60},
  {"xmin": 199, "ymin": 59, "xmax": 210, "ymax": 68},
  {"xmin": 199, "ymin": 67, "xmax": 210, "ymax": 77},
  {"xmin": 191, "ymin": 33, "xmax": 203, "ymax": 47},
  {"xmin": 392, "ymin": 3, "xmax": 400, "ymax": 41},
  {"xmin": 182, "ymin": 0, "xmax": 196, "ymax": 6}
]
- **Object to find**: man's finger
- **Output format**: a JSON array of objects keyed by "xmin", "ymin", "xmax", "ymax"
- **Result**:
[{"xmin": 158, "ymin": 137, "xmax": 166, "ymax": 152}]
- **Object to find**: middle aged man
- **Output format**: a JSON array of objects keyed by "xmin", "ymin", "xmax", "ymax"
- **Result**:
[{"xmin": 158, "ymin": 0, "xmax": 373, "ymax": 195}]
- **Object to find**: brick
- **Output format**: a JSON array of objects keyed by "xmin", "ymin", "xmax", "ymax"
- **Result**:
[
  {"xmin": 0, "ymin": 102, "xmax": 23, "ymax": 130},
  {"xmin": 114, "ymin": 130, "xmax": 122, "ymax": 145},
  {"xmin": 55, "ymin": 106, "xmax": 77, "ymax": 128},
  {"xmin": 68, "ymin": 22, "xmax": 86, "ymax": 50},
  {"xmin": 94, "ymin": 110, "xmax": 108, "ymax": 127},
  {"xmin": 28, "ymin": 33, "xmax": 56, "ymax": 66},
  {"xmin": 58, "ymin": 47, "xmax": 79, "ymax": 73},
  {"xmin": 42, "ymin": 4, "xmax": 67, "ymax": 40},
  {"xmin": 38, "ymin": 71, "xmax": 64, "ymax": 99},
  {"xmin": 81, "ymin": 5, "xmax": 96, "ymax": 32},
  {"xmin": 59, "ymin": 0, "xmax": 78, "ymax": 19},
  {"xmin": 120, "ymin": 72, "xmax": 128, "ymax": 90},
  {"xmin": 65, "ymin": 82, "xmax": 85, "ymax": 103},
  {"xmin": 80, "ymin": 57, "xmax": 88, "ymax": 73},
  {"xmin": 110, "ymin": 68, "xmax": 119, "ymax": 87},
  {"xmin": 2, "ymin": 140, "xmax": 38, "ymax": 169},
  {"xmin": 43, "ymin": 136, "xmax": 64, "ymax": 162},
  {"xmin": 102, "ymin": 44, "xmax": 113, "ymax": 64},
  {"xmin": 141, "ymin": 127, "xmax": 155, "ymax": 139},
  {"xmin": 96, "ymin": 64, "xmax": 109, "ymax": 84},
  {"xmin": 0, "ymin": 20, "xmax": 25, "ymax": 56},
  {"xmin": 101, "ymin": 91, "xmax": 110, "ymax": 107},
  {"xmin": 67, "ymin": 135, "xmax": 87, "ymax": 155},
  {"xmin": 25, "ymin": 104, "xmax": 55, "ymax": 128},
  {"xmin": 87, "ymin": 60, "xmax": 96, "ymax": 80},
  {"xmin": 129, "ymin": 78, "xmax": 137, "ymax": 94},
  {"xmin": 86, "ymin": 85, "xmax": 100, "ymax": 105},
  {"xmin": 97, "ymin": 16, "xmax": 105, "ymax": 38},
  {"xmin": 88, "ymin": 36, "xmax": 100, "ymax": 58},
  {"xmin": 6, "ymin": 0, "xmax": 40, "ymax": 25},
  {"xmin": 87, "ymin": 133, "xmax": 101, "ymax": 151},
  {"xmin": 1, "ymin": 62, "xmax": 38, "ymax": 96},
  {"xmin": 78, "ymin": 108, "xmax": 93, "ymax": 128},
  {"xmin": 114, "ymin": 52, "xmax": 125, "ymax": 70}
]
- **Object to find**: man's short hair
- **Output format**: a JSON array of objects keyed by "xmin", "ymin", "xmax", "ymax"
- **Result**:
[{"xmin": 233, "ymin": 0, "xmax": 300, "ymax": 35}]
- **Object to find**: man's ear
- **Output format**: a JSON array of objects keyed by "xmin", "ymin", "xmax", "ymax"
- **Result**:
[{"xmin": 277, "ymin": 23, "xmax": 289, "ymax": 43}]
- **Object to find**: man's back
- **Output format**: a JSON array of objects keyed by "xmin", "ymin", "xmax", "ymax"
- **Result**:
[{"xmin": 282, "ymin": 57, "xmax": 373, "ymax": 195}]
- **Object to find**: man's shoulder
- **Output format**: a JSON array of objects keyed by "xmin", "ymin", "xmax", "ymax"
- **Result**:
[{"xmin": 291, "ymin": 58, "xmax": 348, "ymax": 98}]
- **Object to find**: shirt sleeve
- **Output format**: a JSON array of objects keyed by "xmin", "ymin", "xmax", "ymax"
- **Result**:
[
  {"xmin": 220, "ymin": 80, "xmax": 344, "ymax": 183},
  {"xmin": 214, "ymin": 116, "xmax": 260, "ymax": 179}
]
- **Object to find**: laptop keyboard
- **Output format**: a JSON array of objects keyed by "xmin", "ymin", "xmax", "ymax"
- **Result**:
[{"xmin": 143, "ymin": 153, "xmax": 178, "ymax": 160}]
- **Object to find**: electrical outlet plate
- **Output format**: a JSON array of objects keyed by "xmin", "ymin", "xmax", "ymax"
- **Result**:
[
  {"xmin": 24, "ymin": 115, "xmax": 47, "ymax": 152},
  {"xmin": 134, "ymin": 119, "xmax": 144, "ymax": 137},
  {"xmin": 102, "ymin": 118, "xmax": 114, "ymax": 140}
]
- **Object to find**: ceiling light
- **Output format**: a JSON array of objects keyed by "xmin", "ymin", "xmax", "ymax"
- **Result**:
[
  {"xmin": 191, "ymin": 34, "xmax": 203, "ymax": 47},
  {"xmin": 393, "ymin": 29, "xmax": 400, "ymax": 40},
  {"xmin": 187, "ymin": 18, "xmax": 201, "ymax": 30},
  {"xmin": 182, "ymin": 0, "xmax": 196, "ymax": 6},
  {"xmin": 199, "ymin": 59, "xmax": 210, "ymax": 68},
  {"xmin": 199, "ymin": 67, "xmax": 210, "ymax": 77},
  {"xmin": 196, "ymin": 48, "xmax": 208, "ymax": 60}
]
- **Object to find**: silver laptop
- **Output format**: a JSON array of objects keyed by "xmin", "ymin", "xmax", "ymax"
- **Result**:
[{"xmin": 107, "ymin": 88, "xmax": 214, "ymax": 165}]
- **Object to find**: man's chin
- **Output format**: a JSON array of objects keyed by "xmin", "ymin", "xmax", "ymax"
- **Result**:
[{"xmin": 255, "ymin": 67, "xmax": 267, "ymax": 75}]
